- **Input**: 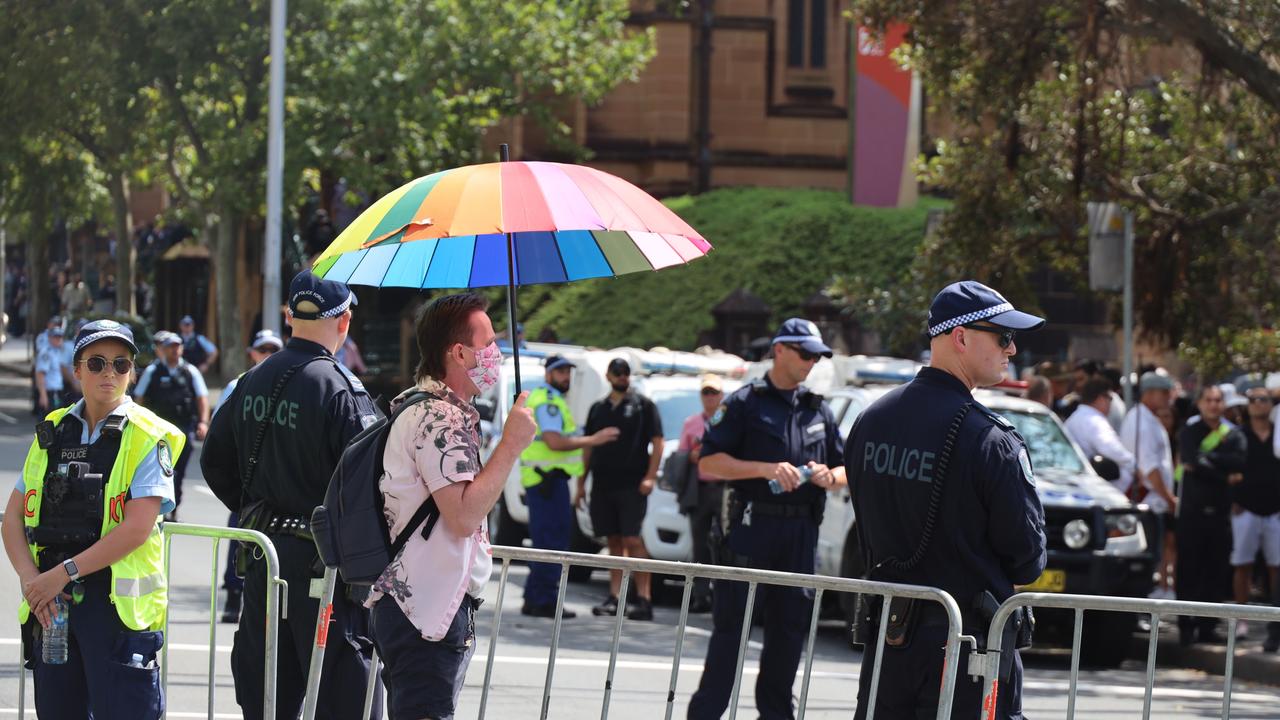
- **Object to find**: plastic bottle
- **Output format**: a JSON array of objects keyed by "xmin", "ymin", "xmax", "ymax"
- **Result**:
[
  {"xmin": 768, "ymin": 465, "xmax": 813, "ymax": 494},
  {"xmin": 42, "ymin": 597, "xmax": 69, "ymax": 665},
  {"xmin": 127, "ymin": 653, "xmax": 146, "ymax": 669}
]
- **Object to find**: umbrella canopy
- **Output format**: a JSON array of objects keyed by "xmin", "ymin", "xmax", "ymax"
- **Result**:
[{"xmin": 311, "ymin": 161, "xmax": 711, "ymax": 289}]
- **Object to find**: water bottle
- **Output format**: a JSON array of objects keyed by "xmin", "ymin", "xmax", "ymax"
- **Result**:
[
  {"xmin": 127, "ymin": 653, "xmax": 146, "ymax": 669},
  {"xmin": 42, "ymin": 597, "xmax": 69, "ymax": 665},
  {"xmin": 769, "ymin": 465, "xmax": 813, "ymax": 494}
]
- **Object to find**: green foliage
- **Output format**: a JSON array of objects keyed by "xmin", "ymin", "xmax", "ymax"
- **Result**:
[
  {"xmin": 1179, "ymin": 329, "xmax": 1280, "ymax": 382},
  {"xmin": 851, "ymin": 0, "xmax": 1280, "ymax": 374},
  {"xmin": 519, "ymin": 188, "xmax": 944, "ymax": 349}
]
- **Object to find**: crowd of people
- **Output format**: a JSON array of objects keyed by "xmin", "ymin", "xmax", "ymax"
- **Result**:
[{"xmin": 1044, "ymin": 360, "xmax": 1280, "ymax": 651}]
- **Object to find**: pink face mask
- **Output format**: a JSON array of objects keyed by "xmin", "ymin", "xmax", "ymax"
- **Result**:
[{"xmin": 466, "ymin": 342, "xmax": 501, "ymax": 395}]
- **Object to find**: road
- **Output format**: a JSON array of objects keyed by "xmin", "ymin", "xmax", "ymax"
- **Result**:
[{"xmin": 0, "ymin": 371, "xmax": 1277, "ymax": 718}]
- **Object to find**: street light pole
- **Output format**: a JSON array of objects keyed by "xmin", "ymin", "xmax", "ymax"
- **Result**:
[
  {"xmin": 1122, "ymin": 210, "xmax": 1135, "ymax": 406},
  {"xmin": 262, "ymin": 0, "xmax": 286, "ymax": 334}
]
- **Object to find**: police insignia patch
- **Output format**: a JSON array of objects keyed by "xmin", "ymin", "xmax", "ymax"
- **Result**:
[
  {"xmin": 709, "ymin": 405, "xmax": 726, "ymax": 426},
  {"xmin": 157, "ymin": 440, "xmax": 174, "ymax": 477},
  {"xmin": 545, "ymin": 405, "xmax": 559, "ymax": 417},
  {"xmin": 1018, "ymin": 448, "xmax": 1035, "ymax": 487}
]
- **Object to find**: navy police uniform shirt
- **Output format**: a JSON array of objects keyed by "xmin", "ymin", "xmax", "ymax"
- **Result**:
[
  {"xmin": 701, "ymin": 374, "xmax": 843, "ymax": 506},
  {"xmin": 202, "ymin": 337, "xmax": 381, "ymax": 517},
  {"xmin": 846, "ymin": 367, "xmax": 1046, "ymax": 608}
]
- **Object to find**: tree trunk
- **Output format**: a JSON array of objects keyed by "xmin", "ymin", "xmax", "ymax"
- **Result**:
[
  {"xmin": 28, "ymin": 215, "xmax": 51, "ymax": 338},
  {"xmin": 211, "ymin": 206, "xmax": 246, "ymax": 378},
  {"xmin": 108, "ymin": 170, "xmax": 136, "ymax": 316}
]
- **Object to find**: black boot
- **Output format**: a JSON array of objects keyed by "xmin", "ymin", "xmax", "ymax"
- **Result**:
[{"xmin": 221, "ymin": 589, "xmax": 242, "ymax": 624}]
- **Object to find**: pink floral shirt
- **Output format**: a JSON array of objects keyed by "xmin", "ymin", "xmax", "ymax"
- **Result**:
[{"xmin": 366, "ymin": 378, "xmax": 492, "ymax": 641}]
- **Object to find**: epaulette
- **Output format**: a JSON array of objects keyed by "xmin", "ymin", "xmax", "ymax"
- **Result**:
[
  {"xmin": 748, "ymin": 378, "xmax": 769, "ymax": 394},
  {"xmin": 974, "ymin": 403, "xmax": 1015, "ymax": 431},
  {"xmin": 332, "ymin": 358, "xmax": 369, "ymax": 395}
]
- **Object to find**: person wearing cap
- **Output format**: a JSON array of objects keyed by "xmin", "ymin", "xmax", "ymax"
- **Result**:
[
  {"xmin": 34, "ymin": 326, "xmax": 73, "ymax": 414},
  {"xmin": 134, "ymin": 331, "xmax": 211, "ymax": 521},
  {"xmin": 2, "ymin": 319, "xmax": 185, "ymax": 719},
  {"xmin": 578, "ymin": 357, "xmax": 664, "ymax": 621},
  {"xmin": 687, "ymin": 318, "xmax": 846, "ymax": 720},
  {"xmin": 844, "ymin": 281, "xmax": 1046, "ymax": 720},
  {"xmin": 678, "ymin": 373, "xmax": 726, "ymax": 613},
  {"xmin": 519, "ymin": 354, "xmax": 619, "ymax": 618},
  {"xmin": 201, "ymin": 271, "xmax": 383, "ymax": 720},
  {"xmin": 210, "ymin": 328, "xmax": 285, "ymax": 625},
  {"xmin": 178, "ymin": 315, "xmax": 219, "ymax": 375},
  {"xmin": 32, "ymin": 316, "xmax": 65, "ymax": 415},
  {"xmin": 1174, "ymin": 384, "xmax": 1246, "ymax": 645},
  {"xmin": 1231, "ymin": 381, "xmax": 1280, "ymax": 649},
  {"xmin": 1121, "ymin": 370, "xmax": 1180, "ymax": 598}
]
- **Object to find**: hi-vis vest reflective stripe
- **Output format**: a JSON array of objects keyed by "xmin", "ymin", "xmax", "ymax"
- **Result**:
[
  {"xmin": 1174, "ymin": 421, "xmax": 1233, "ymax": 485},
  {"xmin": 19, "ymin": 403, "xmax": 186, "ymax": 631},
  {"xmin": 520, "ymin": 387, "xmax": 584, "ymax": 487}
]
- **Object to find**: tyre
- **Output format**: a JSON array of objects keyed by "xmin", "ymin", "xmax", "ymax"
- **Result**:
[
  {"xmin": 490, "ymin": 497, "xmax": 527, "ymax": 548},
  {"xmin": 1079, "ymin": 610, "xmax": 1135, "ymax": 668}
]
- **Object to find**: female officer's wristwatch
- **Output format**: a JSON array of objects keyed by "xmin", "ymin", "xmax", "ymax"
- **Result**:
[{"xmin": 62, "ymin": 558, "xmax": 80, "ymax": 581}]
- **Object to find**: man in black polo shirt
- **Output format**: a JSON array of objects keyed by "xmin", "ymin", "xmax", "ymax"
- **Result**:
[
  {"xmin": 576, "ymin": 358, "xmax": 663, "ymax": 621},
  {"xmin": 1233, "ymin": 382, "xmax": 1280, "ymax": 649}
]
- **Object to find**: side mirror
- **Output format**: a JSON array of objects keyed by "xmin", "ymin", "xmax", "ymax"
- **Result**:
[
  {"xmin": 1090, "ymin": 455, "xmax": 1120, "ymax": 481},
  {"xmin": 474, "ymin": 396, "xmax": 496, "ymax": 423}
]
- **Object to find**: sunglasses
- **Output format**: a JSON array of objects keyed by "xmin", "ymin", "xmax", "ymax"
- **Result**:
[
  {"xmin": 700, "ymin": 387, "xmax": 722, "ymax": 396},
  {"xmin": 81, "ymin": 355, "xmax": 134, "ymax": 375},
  {"xmin": 962, "ymin": 324, "xmax": 1016, "ymax": 349},
  {"xmin": 1247, "ymin": 395, "xmax": 1273, "ymax": 404},
  {"xmin": 786, "ymin": 344, "xmax": 821, "ymax": 362}
]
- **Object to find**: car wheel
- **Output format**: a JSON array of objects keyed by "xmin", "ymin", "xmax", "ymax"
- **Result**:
[
  {"xmin": 1080, "ymin": 610, "xmax": 1135, "ymax": 668},
  {"xmin": 490, "ymin": 498, "xmax": 527, "ymax": 548}
]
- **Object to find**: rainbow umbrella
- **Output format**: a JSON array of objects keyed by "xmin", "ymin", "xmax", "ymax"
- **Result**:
[{"xmin": 311, "ymin": 151, "xmax": 711, "ymax": 391}]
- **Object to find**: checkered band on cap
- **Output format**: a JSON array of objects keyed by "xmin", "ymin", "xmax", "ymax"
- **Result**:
[
  {"xmin": 316, "ymin": 292, "xmax": 354, "ymax": 318},
  {"xmin": 74, "ymin": 330, "xmax": 133, "ymax": 355},
  {"xmin": 927, "ymin": 302, "xmax": 1013, "ymax": 337}
]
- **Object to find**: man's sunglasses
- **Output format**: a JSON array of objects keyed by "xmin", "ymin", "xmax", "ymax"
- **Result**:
[
  {"xmin": 700, "ymin": 387, "xmax": 722, "ymax": 396},
  {"xmin": 962, "ymin": 324, "xmax": 1016, "ymax": 349},
  {"xmin": 1247, "ymin": 395, "xmax": 1273, "ymax": 404},
  {"xmin": 80, "ymin": 356, "xmax": 134, "ymax": 375},
  {"xmin": 786, "ymin": 344, "xmax": 821, "ymax": 362}
]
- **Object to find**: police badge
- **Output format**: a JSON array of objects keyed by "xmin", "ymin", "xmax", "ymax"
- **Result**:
[
  {"xmin": 157, "ymin": 440, "xmax": 175, "ymax": 477},
  {"xmin": 1017, "ymin": 447, "xmax": 1035, "ymax": 487},
  {"xmin": 709, "ymin": 404, "xmax": 727, "ymax": 426}
]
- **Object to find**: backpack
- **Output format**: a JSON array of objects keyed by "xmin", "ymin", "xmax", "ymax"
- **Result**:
[{"xmin": 311, "ymin": 391, "xmax": 439, "ymax": 585}]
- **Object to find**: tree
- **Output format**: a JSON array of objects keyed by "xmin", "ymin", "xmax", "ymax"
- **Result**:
[{"xmin": 844, "ymin": 0, "xmax": 1280, "ymax": 374}]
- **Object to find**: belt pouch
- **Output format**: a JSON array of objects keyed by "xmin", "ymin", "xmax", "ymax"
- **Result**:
[{"xmin": 883, "ymin": 596, "xmax": 919, "ymax": 649}]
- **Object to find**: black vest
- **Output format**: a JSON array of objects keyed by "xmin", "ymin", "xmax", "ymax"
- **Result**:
[
  {"xmin": 29, "ymin": 413, "xmax": 123, "ymax": 569},
  {"xmin": 144, "ymin": 361, "xmax": 197, "ymax": 427},
  {"xmin": 182, "ymin": 335, "xmax": 209, "ymax": 367}
]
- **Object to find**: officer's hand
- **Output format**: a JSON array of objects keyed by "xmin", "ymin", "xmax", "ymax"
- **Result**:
[
  {"xmin": 591, "ymin": 427, "xmax": 621, "ymax": 446},
  {"xmin": 573, "ymin": 484, "xmax": 586, "ymax": 509},
  {"xmin": 23, "ymin": 571, "xmax": 71, "ymax": 628},
  {"xmin": 768, "ymin": 462, "xmax": 804, "ymax": 492},
  {"xmin": 1228, "ymin": 472, "xmax": 1244, "ymax": 485},
  {"xmin": 807, "ymin": 462, "xmax": 834, "ymax": 489},
  {"xmin": 639, "ymin": 476, "xmax": 656, "ymax": 496},
  {"xmin": 196, "ymin": 420, "xmax": 208, "ymax": 441},
  {"xmin": 502, "ymin": 392, "xmax": 537, "ymax": 449}
]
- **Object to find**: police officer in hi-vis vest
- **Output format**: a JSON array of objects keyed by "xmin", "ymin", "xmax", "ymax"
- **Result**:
[
  {"xmin": 2, "ymin": 319, "xmax": 185, "ymax": 719},
  {"xmin": 520, "ymin": 354, "xmax": 618, "ymax": 618}
]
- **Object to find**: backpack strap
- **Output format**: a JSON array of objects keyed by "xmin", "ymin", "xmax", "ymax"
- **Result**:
[{"xmin": 384, "ymin": 391, "xmax": 441, "ymax": 559}]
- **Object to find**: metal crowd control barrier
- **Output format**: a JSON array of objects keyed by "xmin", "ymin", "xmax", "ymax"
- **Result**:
[
  {"xmin": 161, "ymin": 522, "xmax": 288, "ymax": 720},
  {"xmin": 417, "ymin": 545, "xmax": 970, "ymax": 720},
  {"xmin": 978, "ymin": 592, "xmax": 1280, "ymax": 720}
]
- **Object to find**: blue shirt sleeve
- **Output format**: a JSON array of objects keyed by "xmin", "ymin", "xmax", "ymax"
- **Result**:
[
  {"xmin": 822, "ymin": 404, "xmax": 844, "ymax": 468},
  {"xmin": 187, "ymin": 365, "xmax": 209, "ymax": 397},
  {"xmin": 128, "ymin": 445, "xmax": 177, "ymax": 516},
  {"xmin": 213, "ymin": 376, "xmax": 239, "ymax": 416},
  {"xmin": 134, "ymin": 365, "xmax": 156, "ymax": 397},
  {"xmin": 197, "ymin": 335, "xmax": 217, "ymax": 355},
  {"xmin": 535, "ymin": 403, "xmax": 566, "ymax": 434}
]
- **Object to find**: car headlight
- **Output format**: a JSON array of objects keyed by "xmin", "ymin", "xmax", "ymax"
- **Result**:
[
  {"xmin": 1063, "ymin": 519, "xmax": 1091, "ymax": 550},
  {"xmin": 1106, "ymin": 513, "xmax": 1139, "ymax": 538},
  {"xmin": 1102, "ymin": 512, "xmax": 1148, "ymax": 556}
]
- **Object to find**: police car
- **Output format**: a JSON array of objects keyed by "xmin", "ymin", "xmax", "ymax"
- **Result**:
[{"xmin": 824, "ymin": 385, "xmax": 1158, "ymax": 666}]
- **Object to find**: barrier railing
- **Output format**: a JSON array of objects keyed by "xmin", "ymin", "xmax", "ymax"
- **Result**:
[
  {"xmin": 398, "ymin": 546, "xmax": 970, "ymax": 720},
  {"xmin": 977, "ymin": 592, "xmax": 1280, "ymax": 720},
  {"xmin": 161, "ymin": 522, "xmax": 288, "ymax": 720}
]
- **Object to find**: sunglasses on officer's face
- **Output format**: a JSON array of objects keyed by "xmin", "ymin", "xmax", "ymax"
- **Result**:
[
  {"xmin": 1248, "ymin": 395, "xmax": 1273, "ymax": 404},
  {"xmin": 785, "ymin": 344, "xmax": 821, "ymax": 362},
  {"xmin": 81, "ymin": 355, "xmax": 134, "ymax": 375},
  {"xmin": 962, "ymin": 324, "xmax": 1016, "ymax": 349}
]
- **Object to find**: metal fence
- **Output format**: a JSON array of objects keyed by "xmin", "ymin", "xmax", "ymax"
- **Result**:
[
  {"xmin": 160, "ymin": 522, "xmax": 287, "ymax": 720},
  {"xmin": 338, "ymin": 545, "xmax": 971, "ymax": 720},
  {"xmin": 977, "ymin": 592, "xmax": 1280, "ymax": 720}
]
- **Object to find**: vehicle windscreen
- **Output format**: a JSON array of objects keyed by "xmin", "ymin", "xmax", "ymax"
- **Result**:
[
  {"xmin": 997, "ymin": 409, "xmax": 1086, "ymax": 473},
  {"xmin": 645, "ymin": 387, "xmax": 703, "ymax": 441},
  {"xmin": 837, "ymin": 397, "xmax": 867, "ymax": 440}
]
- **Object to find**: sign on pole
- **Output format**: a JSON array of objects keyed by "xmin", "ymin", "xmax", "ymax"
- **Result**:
[{"xmin": 1087, "ymin": 202, "xmax": 1126, "ymax": 291}]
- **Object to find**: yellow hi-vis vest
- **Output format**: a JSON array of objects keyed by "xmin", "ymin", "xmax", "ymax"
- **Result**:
[
  {"xmin": 520, "ymin": 387, "xmax": 584, "ymax": 487},
  {"xmin": 18, "ymin": 403, "xmax": 186, "ymax": 631}
]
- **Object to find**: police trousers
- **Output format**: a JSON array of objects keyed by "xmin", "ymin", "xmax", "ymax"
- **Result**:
[
  {"xmin": 233, "ymin": 535, "xmax": 381, "ymax": 720},
  {"xmin": 687, "ymin": 512, "xmax": 817, "ymax": 720},
  {"xmin": 29, "ymin": 572, "xmax": 165, "ymax": 720},
  {"xmin": 524, "ymin": 469, "xmax": 572, "ymax": 608},
  {"xmin": 853, "ymin": 623, "xmax": 1025, "ymax": 720}
]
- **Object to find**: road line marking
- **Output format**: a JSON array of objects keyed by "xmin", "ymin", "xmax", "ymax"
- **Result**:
[{"xmin": 0, "ymin": 410, "xmax": 17, "ymax": 424}]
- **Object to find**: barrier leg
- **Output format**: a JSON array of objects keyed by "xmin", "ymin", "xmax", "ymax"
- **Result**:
[
  {"xmin": 663, "ymin": 576, "xmax": 695, "ymax": 720},
  {"xmin": 17, "ymin": 641, "xmax": 25, "ymax": 720},
  {"xmin": 300, "ymin": 567, "xmax": 339, "ymax": 720},
  {"xmin": 796, "ymin": 588, "xmax": 823, "ymax": 720},
  {"xmin": 538, "ymin": 563, "xmax": 571, "ymax": 720},
  {"xmin": 477, "ymin": 559, "xmax": 511, "ymax": 720},
  {"xmin": 362, "ymin": 649, "xmax": 380, "ymax": 720},
  {"xmin": 1222, "ymin": 618, "xmax": 1237, "ymax": 719},
  {"xmin": 1142, "ymin": 612, "xmax": 1159, "ymax": 720},
  {"xmin": 599, "ymin": 570, "xmax": 632, "ymax": 720},
  {"xmin": 727, "ymin": 581, "xmax": 759, "ymax": 720},
  {"xmin": 1067, "ymin": 607, "xmax": 1083, "ymax": 720},
  {"xmin": 207, "ymin": 539, "xmax": 222, "ymax": 718}
]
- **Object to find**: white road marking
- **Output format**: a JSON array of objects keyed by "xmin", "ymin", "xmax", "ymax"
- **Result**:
[{"xmin": 0, "ymin": 410, "xmax": 17, "ymax": 424}]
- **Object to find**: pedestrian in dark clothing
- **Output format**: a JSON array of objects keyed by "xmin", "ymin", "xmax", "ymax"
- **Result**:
[{"xmin": 1233, "ymin": 383, "xmax": 1280, "ymax": 646}]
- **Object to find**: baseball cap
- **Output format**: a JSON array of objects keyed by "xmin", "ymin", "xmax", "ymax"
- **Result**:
[
  {"xmin": 250, "ymin": 329, "xmax": 284, "ymax": 351},
  {"xmin": 74, "ymin": 319, "xmax": 139, "ymax": 359},
  {"xmin": 1138, "ymin": 370, "xmax": 1174, "ymax": 392},
  {"xmin": 155, "ymin": 331, "xmax": 182, "ymax": 347},
  {"xmin": 700, "ymin": 373, "xmax": 724, "ymax": 392},
  {"xmin": 927, "ymin": 281, "xmax": 1046, "ymax": 338},
  {"xmin": 771, "ymin": 318, "xmax": 833, "ymax": 358},
  {"xmin": 545, "ymin": 354, "xmax": 575, "ymax": 371},
  {"xmin": 607, "ymin": 358, "xmax": 632, "ymax": 376},
  {"xmin": 179, "ymin": 315, "xmax": 194, "ymax": 326},
  {"xmin": 49, "ymin": 326, "xmax": 64, "ymax": 337},
  {"xmin": 288, "ymin": 270, "xmax": 358, "ymax": 320},
  {"xmin": 1220, "ymin": 383, "xmax": 1248, "ymax": 409}
]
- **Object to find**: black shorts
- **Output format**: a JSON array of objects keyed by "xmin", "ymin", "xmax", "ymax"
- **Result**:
[
  {"xmin": 371, "ymin": 595, "xmax": 478, "ymax": 720},
  {"xmin": 590, "ymin": 486, "xmax": 648, "ymax": 537}
]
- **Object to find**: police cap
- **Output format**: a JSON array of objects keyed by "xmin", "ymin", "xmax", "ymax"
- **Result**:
[
  {"xmin": 927, "ymin": 280, "xmax": 1046, "ymax": 338},
  {"xmin": 545, "ymin": 354, "xmax": 575, "ymax": 371},
  {"xmin": 74, "ymin": 319, "xmax": 139, "ymax": 359},
  {"xmin": 250, "ymin": 329, "xmax": 284, "ymax": 352},
  {"xmin": 288, "ymin": 270, "xmax": 358, "ymax": 320},
  {"xmin": 154, "ymin": 331, "xmax": 182, "ymax": 347},
  {"xmin": 772, "ymin": 318, "xmax": 833, "ymax": 358}
]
